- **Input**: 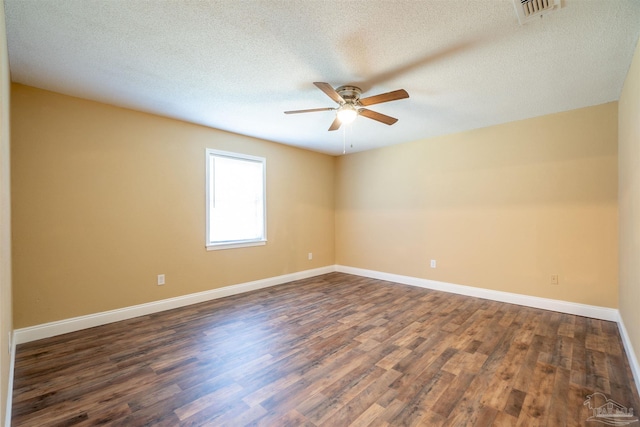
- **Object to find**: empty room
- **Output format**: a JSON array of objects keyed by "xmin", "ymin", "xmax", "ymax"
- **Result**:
[{"xmin": 1, "ymin": 0, "xmax": 640, "ymax": 426}]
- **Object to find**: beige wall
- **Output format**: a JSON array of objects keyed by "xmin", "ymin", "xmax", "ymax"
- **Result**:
[
  {"xmin": 336, "ymin": 102, "xmax": 618, "ymax": 307},
  {"xmin": 0, "ymin": 1, "xmax": 10, "ymax": 423},
  {"xmin": 11, "ymin": 84, "xmax": 335, "ymax": 328},
  {"xmin": 619, "ymin": 39, "xmax": 640, "ymax": 364},
  {"xmin": 8, "ymin": 70, "xmax": 626, "ymax": 319},
  {"xmin": 9, "ymin": 84, "xmax": 623, "ymax": 323}
]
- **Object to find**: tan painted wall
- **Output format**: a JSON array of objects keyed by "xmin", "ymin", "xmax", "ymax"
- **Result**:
[
  {"xmin": 0, "ymin": 2, "xmax": 11, "ymax": 423},
  {"xmin": 619, "ymin": 39, "xmax": 640, "ymax": 362},
  {"xmin": 11, "ymin": 84, "xmax": 335, "ymax": 328},
  {"xmin": 336, "ymin": 103, "xmax": 619, "ymax": 307},
  {"xmin": 9, "ymin": 82, "xmax": 623, "ymax": 325}
]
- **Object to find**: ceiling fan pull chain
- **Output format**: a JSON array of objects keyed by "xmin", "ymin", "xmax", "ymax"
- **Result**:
[
  {"xmin": 349, "ymin": 124, "xmax": 354, "ymax": 149},
  {"xmin": 343, "ymin": 126, "xmax": 346, "ymax": 154}
]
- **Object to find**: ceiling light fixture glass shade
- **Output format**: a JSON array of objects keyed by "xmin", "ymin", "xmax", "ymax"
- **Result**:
[{"xmin": 337, "ymin": 104, "xmax": 358, "ymax": 124}]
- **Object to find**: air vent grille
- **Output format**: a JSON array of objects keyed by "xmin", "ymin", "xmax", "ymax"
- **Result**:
[{"xmin": 513, "ymin": 0, "xmax": 561, "ymax": 24}]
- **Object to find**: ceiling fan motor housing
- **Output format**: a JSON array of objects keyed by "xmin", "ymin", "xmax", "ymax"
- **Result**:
[{"xmin": 336, "ymin": 86, "xmax": 362, "ymax": 104}]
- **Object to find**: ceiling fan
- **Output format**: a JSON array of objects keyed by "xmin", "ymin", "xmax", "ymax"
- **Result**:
[{"xmin": 284, "ymin": 82, "xmax": 409, "ymax": 131}]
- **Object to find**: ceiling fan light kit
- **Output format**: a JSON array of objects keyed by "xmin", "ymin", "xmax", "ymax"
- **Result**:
[
  {"xmin": 284, "ymin": 82, "xmax": 409, "ymax": 131},
  {"xmin": 336, "ymin": 104, "xmax": 357, "ymax": 124}
]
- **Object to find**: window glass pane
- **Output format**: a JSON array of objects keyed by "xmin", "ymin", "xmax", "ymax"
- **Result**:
[{"xmin": 206, "ymin": 150, "xmax": 266, "ymax": 248}]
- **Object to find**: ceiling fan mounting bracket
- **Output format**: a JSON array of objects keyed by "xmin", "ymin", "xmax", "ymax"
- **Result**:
[{"xmin": 335, "ymin": 85, "xmax": 362, "ymax": 104}]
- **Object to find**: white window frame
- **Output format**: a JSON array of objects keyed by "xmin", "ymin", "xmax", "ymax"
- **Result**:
[{"xmin": 205, "ymin": 149, "xmax": 267, "ymax": 250}]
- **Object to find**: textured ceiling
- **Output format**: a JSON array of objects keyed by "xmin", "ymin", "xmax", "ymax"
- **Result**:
[{"xmin": 4, "ymin": 0, "xmax": 640, "ymax": 155}]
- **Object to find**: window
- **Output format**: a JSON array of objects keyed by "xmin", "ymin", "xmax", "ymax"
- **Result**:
[{"xmin": 206, "ymin": 149, "xmax": 266, "ymax": 250}]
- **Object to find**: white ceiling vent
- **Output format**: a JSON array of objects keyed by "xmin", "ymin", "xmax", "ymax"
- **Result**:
[{"xmin": 513, "ymin": 0, "xmax": 561, "ymax": 25}]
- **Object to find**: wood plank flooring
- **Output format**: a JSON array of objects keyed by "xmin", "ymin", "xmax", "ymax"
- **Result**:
[{"xmin": 11, "ymin": 272, "xmax": 640, "ymax": 426}]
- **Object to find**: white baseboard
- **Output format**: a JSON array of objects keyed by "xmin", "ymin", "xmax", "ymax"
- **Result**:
[
  {"xmin": 4, "ymin": 331, "xmax": 15, "ymax": 427},
  {"xmin": 616, "ymin": 313, "xmax": 640, "ymax": 398},
  {"xmin": 335, "ymin": 265, "xmax": 619, "ymax": 321},
  {"xmin": 9, "ymin": 264, "xmax": 640, "ymax": 421},
  {"xmin": 337, "ymin": 265, "xmax": 640, "ymax": 397},
  {"xmin": 14, "ymin": 266, "xmax": 335, "ymax": 345},
  {"xmin": 15, "ymin": 264, "xmax": 621, "ymax": 344}
]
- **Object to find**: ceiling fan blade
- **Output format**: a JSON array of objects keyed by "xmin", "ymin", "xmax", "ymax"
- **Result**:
[
  {"xmin": 328, "ymin": 116, "xmax": 342, "ymax": 131},
  {"xmin": 359, "ymin": 108, "xmax": 398, "ymax": 125},
  {"xmin": 359, "ymin": 89, "xmax": 409, "ymax": 107},
  {"xmin": 314, "ymin": 82, "xmax": 345, "ymax": 104},
  {"xmin": 284, "ymin": 107, "xmax": 334, "ymax": 114}
]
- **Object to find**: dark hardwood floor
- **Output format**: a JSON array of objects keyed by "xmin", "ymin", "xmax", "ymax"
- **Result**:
[{"xmin": 11, "ymin": 272, "xmax": 640, "ymax": 426}]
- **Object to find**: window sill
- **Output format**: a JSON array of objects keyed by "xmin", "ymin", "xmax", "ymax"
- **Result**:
[{"xmin": 206, "ymin": 240, "xmax": 267, "ymax": 251}]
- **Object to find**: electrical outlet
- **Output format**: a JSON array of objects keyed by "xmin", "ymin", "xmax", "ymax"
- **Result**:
[
  {"xmin": 551, "ymin": 274, "xmax": 559, "ymax": 285},
  {"xmin": 430, "ymin": 260, "xmax": 436, "ymax": 268},
  {"xmin": 157, "ymin": 274, "xmax": 165, "ymax": 286},
  {"xmin": 308, "ymin": 253, "xmax": 313, "ymax": 260}
]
